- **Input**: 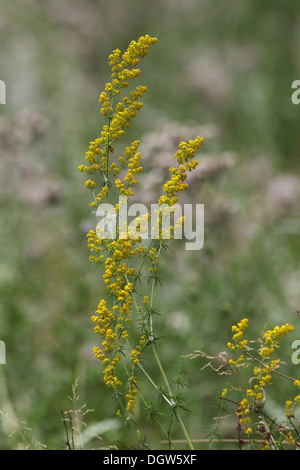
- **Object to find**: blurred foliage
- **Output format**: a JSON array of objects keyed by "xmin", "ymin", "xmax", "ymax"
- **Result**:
[{"xmin": 0, "ymin": 0, "xmax": 300, "ymax": 449}]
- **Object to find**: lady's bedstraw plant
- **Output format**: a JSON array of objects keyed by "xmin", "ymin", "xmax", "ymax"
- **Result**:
[
  {"xmin": 214, "ymin": 318, "xmax": 300, "ymax": 449},
  {"xmin": 78, "ymin": 35, "xmax": 203, "ymax": 449}
]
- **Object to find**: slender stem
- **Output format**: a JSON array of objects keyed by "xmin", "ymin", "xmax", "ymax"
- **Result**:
[
  {"xmin": 149, "ymin": 241, "xmax": 194, "ymax": 450},
  {"xmin": 176, "ymin": 413, "xmax": 194, "ymax": 451},
  {"xmin": 124, "ymin": 238, "xmax": 194, "ymax": 449},
  {"xmin": 243, "ymin": 348, "xmax": 296, "ymax": 382},
  {"xmin": 132, "ymin": 239, "xmax": 154, "ymax": 292},
  {"xmin": 210, "ymin": 377, "xmax": 233, "ymax": 450},
  {"xmin": 135, "ymin": 386, "xmax": 179, "ymax": 450},
  {"xmin": 149, "ymin": 241, "xmax": 162, "ymax": 340},
  {"xmin": 151, "ymin": 345, "xmax": 173, "ymax": 402},
  {"xmin": 123, "ymin": 338, "xmax": 178, "ymax": 449},
  {"xmin": 150, "ymin": 344, "xmax": 194, "ymax": 450},
  {"xmin": 124, "ymin": 336, "xmax": 173, "ymax": 408}
]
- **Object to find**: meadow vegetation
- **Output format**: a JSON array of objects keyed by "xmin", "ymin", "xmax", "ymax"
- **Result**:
[{"xmin": 0, "ymin": 0, "xmax": 300, "ymax": 449}]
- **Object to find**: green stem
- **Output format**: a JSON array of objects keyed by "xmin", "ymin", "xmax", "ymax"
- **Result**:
[
  {"xmin": 123, "ymin": 338, "xmax": 178, "ymax": 449},
  {"xmin": 149, "ymin": 242, "xmax": 194, "ymax": 450},
  {"xmin": 137, "ymin": 351, "xmax": 191, "ymax": 449},
  {"xmin": 151, "ymin": 345, "xmax": 173, "ymax": 401},
  {"xmin": 149, "ymin": 241, "xmax": 162, "ymax": 340},
  {"xmin": 126, "ymin": 266, "xmax": 194, "ymax": 448},
  {"xmin": 176, "ymin": 412, "xmax": 195, "ymax": 451},
  {"xmin": 151, "ymin": 343, "xmax": 194, "ymax": 450},
  {"xmin": 124, "ymin": 239, "xmax": 194, "ymax": 449}
]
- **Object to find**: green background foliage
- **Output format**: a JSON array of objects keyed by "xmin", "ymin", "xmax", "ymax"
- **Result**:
[{"xmin": 0, "ymin": 0, "xmax": 300, "ymax": 449}]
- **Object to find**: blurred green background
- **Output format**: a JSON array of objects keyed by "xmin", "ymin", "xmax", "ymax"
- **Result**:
[{"xmin": 1, "ymin": 0, "xmax": 300, "ymax": 450}]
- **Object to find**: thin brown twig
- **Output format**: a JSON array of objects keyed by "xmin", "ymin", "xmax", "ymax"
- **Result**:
[
  {"xmin": 242, "ymin": 348, "xmax": 296, "ymax": 383},
  {"xmin": 61, "ymin": 410, "xmax": 74, "ymax": 450}
]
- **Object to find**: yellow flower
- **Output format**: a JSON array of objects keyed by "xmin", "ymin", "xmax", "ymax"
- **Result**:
[
  {"xmin": 241, "ymin": 398, "xmax": 248, "ymax": 408},
  {"xmin": 84, "ymin": 179, "xmax": 96, "ymax": 189},
  {"xmin": 261, "ymin": 440, "xmax": 269, "ymax": 450},
  {"xmin": 262, "ymin": 323, "xmax": 294, "ymax": 350},
  {"xmin": 285, "ymin": 400, "xmax": 293, "ymax": 416},
  {"xmin": 285, "ymin": 431, "xmax": 296, "ymax": 444},
  {"xmin": 259, "ymin": 346, "xmax": 275, "ymax": 358},
  {"xmin": 259, "ymin": 374, "xmax": 272, "ymax": 387},
  {"xmin": 294, "ymin": 394, "xmax": 300, "ymax": 404},
  {"xmin": 227, "ymin": 318, "xmax": 249, "ymax": 353}
]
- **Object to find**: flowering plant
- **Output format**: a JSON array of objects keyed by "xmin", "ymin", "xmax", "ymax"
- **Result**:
[
  {"xmin": 207, "ymin": 318, "xmax": 300, "ymax": 449},
  {"xmin": 78, "ymin": 34, "xmax": 203, "ymax": 449}
]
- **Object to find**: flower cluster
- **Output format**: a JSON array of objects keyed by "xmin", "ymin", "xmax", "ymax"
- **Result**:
[
  {"xmin": 126, "ymin": 335, "xmax": 148, "ymax": 413},
  {"xmin": 159, "ymin": 138, "xmax": 203, "ymax": 207},
  {"xmin": 90, "ymin": 234, "xmax": 145, "ymax": 398},
  {"xmin": 78, "ymin": 35, "xmax": 157, "ymax": 209},
  {"xmin": 245, "ymin": 324, "xmax": 294, "ymax": 413},
  {"xmin": 222, "ymin": 318, "xmax": 297, "ymax": 448},
  {"xmin": 285, "ymin": 379, "xmax": 300, "ymax": 418},
  {"xmin": 237, "ymin": 398, "xmax": 252, "ymax": 437},
  {"xmin": 226, "ymin": 317, "xmax": 249, "ymax": 365},
  {"xmin": 151, "ymin": 137, "xmax": 203, "ymax": 243},
  {"xmin": 260, "ymin": 324, "xmax": 294, "ymax": 358}
]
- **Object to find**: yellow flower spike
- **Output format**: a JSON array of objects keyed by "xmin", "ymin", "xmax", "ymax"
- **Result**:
[
  {"xmin": 239, "ymin": 398, "xmax": 248, "ymax": 409},
  {"xmin": 285, "ymin": 400, "xmax": 293, "ymax": 416},
  {"xmin": 294, "ymin": 395, "xmax": 300, "ymax": 404},
  {"xmin": 157, "ymin": 137, "xmax": 203, "ymax": 208}
]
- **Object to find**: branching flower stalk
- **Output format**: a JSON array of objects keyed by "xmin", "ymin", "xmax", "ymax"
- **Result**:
[
  {"xmin": 217, "ymin": 318, "xmax": 300, "ymax": 449},
  {"xmin": 79, "ymin": 34, "xmax": 203, "ymax": 449}
]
